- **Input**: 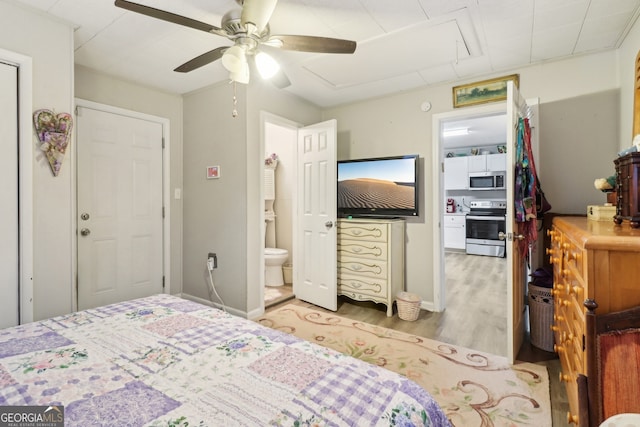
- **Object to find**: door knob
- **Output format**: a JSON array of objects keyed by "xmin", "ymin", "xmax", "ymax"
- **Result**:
[
  {"xmin": 325, "ymin": 221, "xmax": 334, "ymax": 228},
  {"xmin": 80, "ymin": 228, "xmax": 91, "ymax": 236},
  {"xmin": 498, "ymin": 231, "xmax": 524, "ymax": 241}
]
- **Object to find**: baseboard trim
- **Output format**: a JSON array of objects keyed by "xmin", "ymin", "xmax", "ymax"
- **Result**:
[
  {"xmin": 179, "ymin": 293, "xmax": 247, "ymax": 318},
  {"xmin": 420, "ymin": 300, "xmax": 435, "ymax": 312}
]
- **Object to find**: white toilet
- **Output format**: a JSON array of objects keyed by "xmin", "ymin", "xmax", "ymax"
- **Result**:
[{"xmin": 264, "ymin": 247, "xmax": 288, "ymax": 287}]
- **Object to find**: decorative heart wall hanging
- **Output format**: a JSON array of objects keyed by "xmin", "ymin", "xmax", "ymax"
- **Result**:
[{"xmin": 33, "ymin": 109, "xmax": 73, "ymax": 176}]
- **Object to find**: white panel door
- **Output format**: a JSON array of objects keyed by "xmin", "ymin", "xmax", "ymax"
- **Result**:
[
  {"xmin": 77, "ymin": 106, "xmax": 164, "ymax": 310},
  {"xmin": 0, "ymin": 61, "xmax": 19, "ymax": 328},
  {"xmin": 295, "ymin": 120, "xmax": 337, "ymax": 311}
]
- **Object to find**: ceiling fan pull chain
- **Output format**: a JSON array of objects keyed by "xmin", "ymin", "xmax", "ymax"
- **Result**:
[{"xmin": 232, "ymin": 81, "xmax": 238, "ymax": 118}]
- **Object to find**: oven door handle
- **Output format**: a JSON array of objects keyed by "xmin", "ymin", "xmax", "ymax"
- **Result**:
[{"xmin": 466, "ymin": 215, "xmax": 506, "ymax": 220}]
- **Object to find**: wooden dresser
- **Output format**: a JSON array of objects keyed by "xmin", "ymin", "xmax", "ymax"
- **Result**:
[
  {"xmin": 337, "ymin": 218, "xmax": 405, "ymax": 317},
  {"xmin": 548, "ymin": 216, "xmax": 640, "ymax": 425}
]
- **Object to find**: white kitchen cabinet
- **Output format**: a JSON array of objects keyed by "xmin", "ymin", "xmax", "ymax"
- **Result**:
[
  {"xmin": 468, "ymin": 153, "xmax": 506, "ymax": 172},
  {"xmin": 444, "ymin": 156, "xmax": 468, "ymax": 189},
  {"xmin": 337, "ymin": 218, "xmax": 405, "ymax": 317},
  {"xmin": 443, "ymin": 214, "xmax": 466, "ymax": 250},
  {"xmin": 487, "ymin": 153, "xmax": 506, "ymax": 171}
]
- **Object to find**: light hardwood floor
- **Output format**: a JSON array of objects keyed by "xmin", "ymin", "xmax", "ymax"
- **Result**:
[{"xmin": 265, "ymin": 251, "xmax": 569, "ymax": 426}]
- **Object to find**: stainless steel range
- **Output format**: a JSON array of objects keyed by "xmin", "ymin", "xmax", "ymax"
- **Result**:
[{"xmin": 465, "ymin": 200, "xmax": 506, "ymax": 257}]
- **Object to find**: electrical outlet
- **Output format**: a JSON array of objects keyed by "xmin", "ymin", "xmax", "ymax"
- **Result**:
[{"xmin": 207, "ymin": 252, "xmax": 217, "ymax": 270}]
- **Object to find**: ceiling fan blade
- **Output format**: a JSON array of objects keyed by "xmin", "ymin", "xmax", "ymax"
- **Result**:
[
  {"xmin": 266, "ymin": 35, "xmax": 356, "ymax": 54},
  {"xmin": 174, "ymin": 46, "xmax": 228, "ymax": 73},
  {"xmin": 114, "ymin": 0, "xmax": 224, "ymax": 35},
  {"xmin": 241, "ymin": 0, "xmax": 278, "ymax": 32}
]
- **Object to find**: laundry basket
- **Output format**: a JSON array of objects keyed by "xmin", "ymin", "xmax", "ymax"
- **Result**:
[
  {"xmin": 396, "ymin": 292, "xmax": 421, "ymax": 321},
  {"xmin": 528, "ymin": 282, "xmax": 554, "ymax": 352}
]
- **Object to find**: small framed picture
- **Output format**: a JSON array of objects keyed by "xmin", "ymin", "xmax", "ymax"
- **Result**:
[
  {"xmin": 452, "ymin": 74, "xmax": 519, "ymax": 108},
  {"xmin": 206, "ymin": 165, "xmax": 220, "ymax": 179}
]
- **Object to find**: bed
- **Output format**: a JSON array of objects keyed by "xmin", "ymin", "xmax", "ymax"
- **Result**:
[{"xmin": 0, "ymin": 294, "xmax": 449, "ymax": 426}]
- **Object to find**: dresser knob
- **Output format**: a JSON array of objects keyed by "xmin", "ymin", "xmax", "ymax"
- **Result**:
[{"xmin": 553, "ymin": 314, "xmax": 565, "ymax": 322}]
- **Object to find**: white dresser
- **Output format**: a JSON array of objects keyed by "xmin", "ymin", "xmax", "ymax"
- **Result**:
[{"xmin": 337, "ymin": 218, "xmax": 406, "ymax": 316}]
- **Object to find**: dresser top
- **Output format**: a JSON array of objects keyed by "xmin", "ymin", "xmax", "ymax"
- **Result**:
[{"xmin": 554, "ymin": 216, "xmax": 640, "ymax": 250}]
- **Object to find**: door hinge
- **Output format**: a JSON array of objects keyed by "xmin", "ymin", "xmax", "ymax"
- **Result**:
[
  {"xmin": 441, "ymin": 162, "xmax": 444, "ymax": 173},
  {"xmin": 162, "ymin": 276, "xmax": 165, "ymax": 289},
  {"xmin": 162, "ymin": 137, "xmax": 165, "ymax": 149},
  {"xmin": 162, "ymin": 206, "xmax": 165, "ymax": 218}
]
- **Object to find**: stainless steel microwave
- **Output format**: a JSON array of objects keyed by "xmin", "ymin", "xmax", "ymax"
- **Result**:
[{"xmin": 469, "ymin": 171, "xmax": 506, "ymax": 190}]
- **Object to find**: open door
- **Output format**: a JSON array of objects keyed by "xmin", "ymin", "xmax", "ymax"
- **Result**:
[
  {"xmin": 294, "ymin": 119, "xmax": 338, "ymax": 311},
  {"xmin": 505, "ymin": 81, "xmax": 538, "ymax": 363},
  {"xmin": 432, "ymin": 84, "xmax": 537, "ymax": 363}
]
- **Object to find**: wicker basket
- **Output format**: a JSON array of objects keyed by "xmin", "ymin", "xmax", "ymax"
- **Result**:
[
  {"xmin": 528, "ymin": 283, "xmax": 555, "ymax": 352},
  {"xmin": 396, "ymin": 292, "xmax": 421, "ymax": 321}
]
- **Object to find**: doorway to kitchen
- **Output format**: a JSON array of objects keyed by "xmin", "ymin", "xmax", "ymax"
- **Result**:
[{"xmin": 433, "ymin": 103, "xmax": 509, "ymax": 356}]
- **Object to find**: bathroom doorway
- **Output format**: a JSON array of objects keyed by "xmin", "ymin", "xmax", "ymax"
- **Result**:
[{"xmin": 262, "ymin": 114, "xmax": 298, "ymax": 307}]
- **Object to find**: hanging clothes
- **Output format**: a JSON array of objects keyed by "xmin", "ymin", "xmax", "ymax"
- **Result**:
[{"xmin": 514, "ymin": 117, "xmax": 538, "ymax": 255}]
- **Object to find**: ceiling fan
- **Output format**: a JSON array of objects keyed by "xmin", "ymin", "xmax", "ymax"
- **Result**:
[{"xmin": 114, "ymin": 0, "xmax": 357, "ymax": 88}]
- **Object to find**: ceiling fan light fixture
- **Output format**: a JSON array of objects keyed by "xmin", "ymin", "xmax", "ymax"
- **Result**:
[
  {"xmin": 229, "ymin": 60, "xmax": 250, "ymax": 84},
  {"xmin": 255, "ymin": 51, "xmax": 280, "ymax": 79},
  {"xmin": 221, "ymin": 45, "xmax": 246, "ymax": 73}
]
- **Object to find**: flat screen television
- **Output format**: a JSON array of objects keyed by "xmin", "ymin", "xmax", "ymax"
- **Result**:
[{"xmin": 337, "ymin": 154, "xmax": 419, "ymax": 218}]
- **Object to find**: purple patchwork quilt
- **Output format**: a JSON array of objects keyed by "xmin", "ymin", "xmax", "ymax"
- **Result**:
[{"xmin": 0, "ymin": 294, "xmax": 449, "ymax": 426}]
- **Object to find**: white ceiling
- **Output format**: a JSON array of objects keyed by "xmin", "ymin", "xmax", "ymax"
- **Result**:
[{"xmin": 11, "ymin": 0, "xmax": 640, "ymax": 108}]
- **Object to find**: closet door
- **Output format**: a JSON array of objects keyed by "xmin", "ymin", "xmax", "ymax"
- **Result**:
[{"xmin": 0, "ymin": 61, "xmax": 19, "ymax": 328}]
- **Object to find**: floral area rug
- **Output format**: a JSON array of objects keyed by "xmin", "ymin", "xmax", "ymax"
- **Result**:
[{"xmin": 256, "ymin": 304, "xmax": 551, "ymax": 427}]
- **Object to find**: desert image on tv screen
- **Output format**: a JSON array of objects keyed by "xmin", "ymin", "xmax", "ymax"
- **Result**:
[{"xmin": 338, "ymin": 158, "xmax": 415, "ymax": 210}]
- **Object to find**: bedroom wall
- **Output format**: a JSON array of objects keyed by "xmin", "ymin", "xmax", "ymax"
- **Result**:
[
  {"xmin": 182, "ymin": 82, "xmax": 249, "ymax": 312},
  {"xmin": 74, "ymin": 65, "xmax": 184, "ymax": 295},
  {"xmin": 538, "ymin": 90, "xmax": 619, "ymax": 215},
  {"xmin": 322, "ymin": 50, "xmax": 620, "ymax": 304},
  {"xmin": 0, "ymin": 2, "xmax": 74, "ymax": 321},
  {"xmin": 182, "ymin": 79, "xmax": 321, "ymax": 315}
]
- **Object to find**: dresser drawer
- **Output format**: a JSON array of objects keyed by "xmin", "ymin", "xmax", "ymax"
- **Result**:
[
  {"xmin": 337, "ymin": 222, "xmax": 388, "ymax": 242},
  {"xmin": 338, "ymin": 256, "xmax": 388, "ymax": 280},
  {"xmin": 338, "ymin": 239, "xmax": 387, "ymax": 260},
  {"xmin": 338, "ymin": 274, "xmax": 388, "ymax": 298},
  {"xmin": 562, "ymin": 237, "xmax": 584, "ymax": 282}
]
